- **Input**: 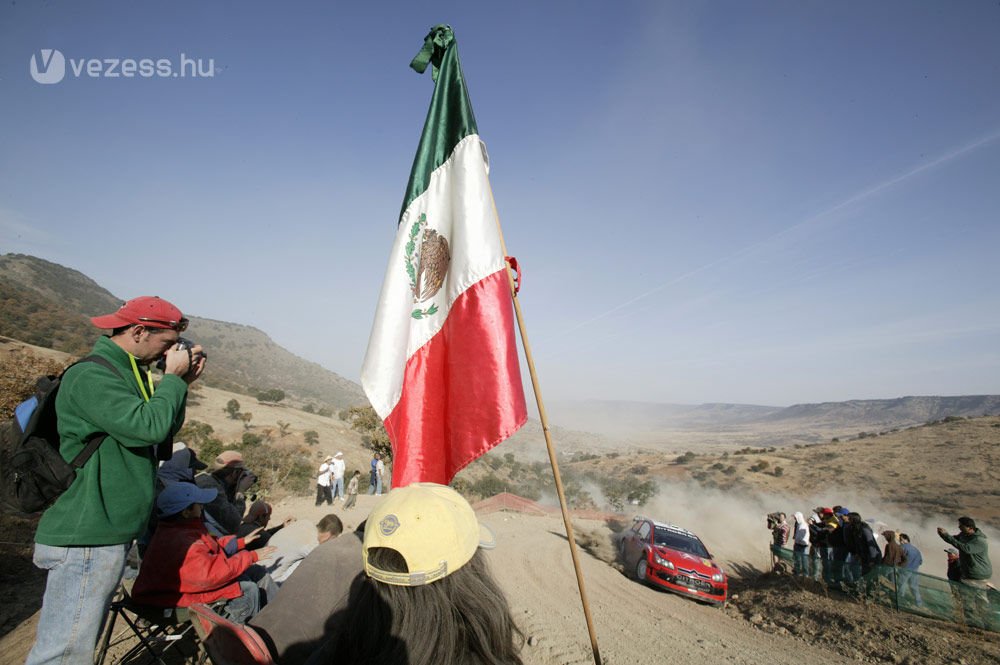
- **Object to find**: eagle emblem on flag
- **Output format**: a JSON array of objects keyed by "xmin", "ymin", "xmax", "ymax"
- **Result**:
[{"xmin": 405, "ymin": 213, "xmax": 450, "ymax": 319}]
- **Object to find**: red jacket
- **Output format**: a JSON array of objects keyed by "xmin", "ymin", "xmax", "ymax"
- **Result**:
[{"xmin": 132, "ymin": 517, "xmax": 259, "ymax": 607}]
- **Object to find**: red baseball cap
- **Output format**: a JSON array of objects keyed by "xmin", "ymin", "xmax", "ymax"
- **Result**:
[{"xmin": 91, "ymin": 296, "xmax": 188, "ymax": 331}]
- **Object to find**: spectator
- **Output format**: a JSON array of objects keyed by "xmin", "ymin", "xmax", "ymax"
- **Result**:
[
  {"xmin": 258, "ymin": 514, "xmax": 344, "ymax": 585},
  {"xmin": 26, "ymin": 296, "xmax": 203, "ymax": 665},
  {"xmin": 331, "ymin": 452, "xmax": 347, "ymax": 502},
  {"xmin": 937, "ymin": 516, "xmax": 993, "ymax": 625},
  {"xmin": 195, "ymin": 450, "xmax": 255, "ymax": 535},
  {"xmin": 157, "ymin": 442, "xmax": 208, "ymax": 488},
  {"xmin": 812, "ymin": 508, "xmax": 837, "ymax": 583},
  {"xmin": 792, "ymin": 512, "xmax": 810, "ymax": 576},
  {"xmin": 769, "ymin": 512, "xmax": 789, "ymax": 572},
  {"xmin": 139, "ymin": 442, "xmax": 210, "ymax": 556},
  {"xmin": 828, "ymin": 507, "xmax": 852, "ymax": 585},
  {"xmin": 237, "ymin": 501, "xmax": 294, "ymax": 550},
  {"xmin": 898, "ymin": 533, "xmax": 923, "ymax": 606},
  {"xmin": 132, "ymin": 483, "xmax": 275, "ymax": 623},
  {"xmin": 882, "ymin": 530, "xmax": 907, "ymax": 567},
  {"xmin": 316, "ymin": 456, "xmax": 333, "ymax": 506},
  {"xmin": 368, "ymin": 452, "xmax": 385, "ymax": 495},
  {"xmin": 845, "ymin": 512, "xmax": 881, "ymax": 581},
  {"xmin": 344, "ymin": 470, "xmax": 361, "ymax": 509},
  {"xmin": 325, "ymin": 483, "xmax": 524, "ymax": 665},
  {"xmin": 945, "ymin": 548, "xmax": 962, "ymax": 581}
]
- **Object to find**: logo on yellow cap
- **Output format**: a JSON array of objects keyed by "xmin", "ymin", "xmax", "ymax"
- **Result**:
[{"xmin": 380, "ymin": 514, "xmax": 400, "ymax": 536}]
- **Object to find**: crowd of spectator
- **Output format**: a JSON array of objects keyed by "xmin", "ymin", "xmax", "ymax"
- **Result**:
[{"xmin": 768, "ymin": 506, "xmax": 994, "ymax": 626}]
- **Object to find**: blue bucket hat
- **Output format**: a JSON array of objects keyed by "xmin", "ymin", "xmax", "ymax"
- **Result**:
[{"xmin": 157, "ymin": 482, "xmax": 217, "ymax": 517}]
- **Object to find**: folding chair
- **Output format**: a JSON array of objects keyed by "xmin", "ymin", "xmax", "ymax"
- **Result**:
[
  {"xmin": 95, "ymin": 586, "xmax": 200, "ymax": 665},
  {"xmin": 187, "ymin": 603, "xmax": 275, "ymax": 665}
]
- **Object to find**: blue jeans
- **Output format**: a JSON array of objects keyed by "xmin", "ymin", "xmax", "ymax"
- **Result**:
[
  {"xmin": 223, "ymin": 581, "xmax": 263, "ymax": 625},
  {"xmin": 793, "ymin": 544, "xmax": 809, "ymax": 576},
  {"xmin": 331, "ymin": 476, "xmax": 345, "ymax": 500},
  {"xmin": 26, "ymin": 543, "xmax": 128, "ymax": 665}
]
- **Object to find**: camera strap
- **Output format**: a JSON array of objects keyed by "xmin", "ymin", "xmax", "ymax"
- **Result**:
[{"xmin": 127, "ymin": 353, "xmax": 155, "ymax": 402}]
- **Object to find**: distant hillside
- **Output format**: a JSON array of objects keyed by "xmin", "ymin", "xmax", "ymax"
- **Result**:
[
  {"xmin": 548, "ymin": 400, "xmax": 782, "ymax": 436},
  {"xmin": 0, "ymin": 253, "xmax": 365, "ymax": 410},
  {"xmin": 548, "ymin": 396, "xmax": 1000, "ymax": 443},
  {"xmin": 761, "ymin": 395, "xmax": 1000, "ymax": 430}
]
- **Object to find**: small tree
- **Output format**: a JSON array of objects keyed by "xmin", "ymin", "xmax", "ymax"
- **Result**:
[
  {"xmin": 257, "ymin": 388, "xmax": 286, "ymax": 403},
  {"xmin": 225, "ymin": 399, "xmax": 242, "ymax": 419},
  {"xmin": 344, "ymin": 405, "xmax": 392, "ymax": 461},
  {"xmin": 277, "ymin": 421, "xmax": 291, "ymax": 438},
  {"xmin": 304, "ymin": 430, "xmax": 319, "ymax": 446},
  {"xmin": 303, "ymin": 404, "xmax": 316, "ymax": 414}
]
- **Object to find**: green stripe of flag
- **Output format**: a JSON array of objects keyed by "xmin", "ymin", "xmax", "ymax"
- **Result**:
[{"xmin": 399, "ymin": 25, "xmax": 479, "ymax": 223}]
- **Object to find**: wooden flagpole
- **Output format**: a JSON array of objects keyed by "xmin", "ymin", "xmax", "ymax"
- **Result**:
[{"xmin": 488, "ymin": 187, "xmax": 603, "ymax": 665}]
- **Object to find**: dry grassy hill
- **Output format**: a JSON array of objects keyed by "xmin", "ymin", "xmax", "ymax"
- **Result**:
[{"xmin": 0, "ymin": 253, "xmax": 366, "ymax": 410}]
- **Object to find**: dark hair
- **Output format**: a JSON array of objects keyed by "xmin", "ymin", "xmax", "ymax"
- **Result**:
[
  {"xmin": 899, "ymin": 533, "xmax": 910, "ymax": 542},
  {"xmin": 959, "ymin": 516, "xmax": 976, "ymax": 529},
  {"xmin": 317, "ymin": 514, "xmax": 343, "ymax": 537},
  {"xmin": 331, "ymin": 548, "xmax": 524, "ymax": 665},
  {"xmin": 111, "ymin": 325, "xmax": 134, "ymax": 337}
]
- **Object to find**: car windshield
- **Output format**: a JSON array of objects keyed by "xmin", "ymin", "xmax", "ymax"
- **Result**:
[{"xmin": 654, "ymin": 527, "xmax": 710, "ymax": 558}]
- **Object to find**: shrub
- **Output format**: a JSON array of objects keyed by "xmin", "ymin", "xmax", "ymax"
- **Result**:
[
  {"xmin": 257, "ymin": 388, "xmax": 286, "ymax": 403},
  {"xmin": 304, "ymin": 430, "xmax": 319, "ymax": 446},
  {"xmin": 674, "ymin": 451, "xmax": 697, "ymax": 465},
  {"xmin": 303, "ymin": 403, "xmax": 315, "ymax": 414},
  {"xmin": 242, "ymin": 432, "xmax": 263, "ymax": 448},
  {"xmin": 470, "ymin": 473, "xmax": 506, "ymax": 498},
  {"xmin": 317, "ymin": 407, "xmax": 333, "ymax": 418},
  {"xmin": 224, "ymin": 399, "xmax": 241, "ymax": 419}
]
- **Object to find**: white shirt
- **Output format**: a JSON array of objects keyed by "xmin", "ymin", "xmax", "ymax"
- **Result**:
[
  {"xmin": 375, "ymin": 459, "xmax": 385, "ymax": 478},
  {"xmin": 258, "ymin": 521, "xmax": 319, "ymax": 584},
  {"xmin": 317, "ymin": 462, "xmax": 332, "ymax": 487},
  {"xmin": 331, "ymin": 458, "xmax": 345, "ymax": 479}
]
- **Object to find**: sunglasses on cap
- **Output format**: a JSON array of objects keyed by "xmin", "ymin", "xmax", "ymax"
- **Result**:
[{"xmin": 138, "ymin": 316, "xmax": 189, "ymax": 332}]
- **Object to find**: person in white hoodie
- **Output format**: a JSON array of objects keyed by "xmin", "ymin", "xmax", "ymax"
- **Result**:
[
  {"xmin": 330, "ymin": 452, "xmax": 347, "ymax": 502},
  {"xmin": 793, "ymin": 511, "xmax": 811, "ymax": 576}
]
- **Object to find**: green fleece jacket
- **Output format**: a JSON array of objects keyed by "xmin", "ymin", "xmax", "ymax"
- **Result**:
[
  {"xmin": 35, "ymin": 336, "xmax": 188, "ymax": 546},
  {"xmin": 940, "ymin": 528, "xmax": 992, "ymax": 581}
]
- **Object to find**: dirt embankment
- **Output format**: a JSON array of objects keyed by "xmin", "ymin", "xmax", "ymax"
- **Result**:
[{"xmin": 3, "ymin": 495, "xmax": 999, "ymax": 665}]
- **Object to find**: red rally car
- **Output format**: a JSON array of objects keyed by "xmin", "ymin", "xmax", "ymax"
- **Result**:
[{"xmin": 620, "ymin": 516, "xmax": 728, "ymax": 605}]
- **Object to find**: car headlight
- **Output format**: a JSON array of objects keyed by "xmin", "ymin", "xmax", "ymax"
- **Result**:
[
  {"xmin": 653, "ymin": 554, "xmax": 674, "ymax": 569},
  {"xmin": 712, "ymin": 573, "xmax": 725, "ymax": 582}
]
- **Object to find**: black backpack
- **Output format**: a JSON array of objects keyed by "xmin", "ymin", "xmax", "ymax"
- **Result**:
[{"xmin": 1, "ymin": 356, "xmax": 121, "ymax": 514}]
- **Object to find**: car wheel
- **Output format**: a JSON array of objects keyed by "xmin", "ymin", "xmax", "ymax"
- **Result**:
[{"xmin": 636, "ymin": 557, "xmax": 648, "ymax": 582}]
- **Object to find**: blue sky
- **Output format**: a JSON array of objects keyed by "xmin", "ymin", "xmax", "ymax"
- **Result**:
[{"xmin": 2, "ymin": 1, "xmax": 999, "ymax": 406}]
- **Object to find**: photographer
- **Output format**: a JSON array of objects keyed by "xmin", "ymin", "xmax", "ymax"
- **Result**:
[
  {"xmin": 196, "ymin": 450, "xmax": 256, "ymax": 536},
  {"xmin": 767, "ymin": 512, "xmax": 789, "ymax": 572}
]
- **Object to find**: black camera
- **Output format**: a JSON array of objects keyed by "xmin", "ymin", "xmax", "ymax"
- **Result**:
[{"xmin": 155, "ymin": 337, "xmax": 205, "ymax": 371}]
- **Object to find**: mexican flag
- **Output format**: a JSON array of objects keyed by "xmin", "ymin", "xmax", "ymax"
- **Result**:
[{"xmin": 360, "ymin": 26, "xmax": 528, "ymax": 487}]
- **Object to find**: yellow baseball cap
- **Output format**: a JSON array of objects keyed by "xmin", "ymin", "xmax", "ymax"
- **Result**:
[{"xmin": 363, "ymin": 483, "xmax": 495, "ymax": 586}]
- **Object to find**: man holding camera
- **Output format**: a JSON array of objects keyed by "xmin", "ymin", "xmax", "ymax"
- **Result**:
[
  {"xmin": 27, "ymin": 296, "xmax": 205, "ymax": 665},
  {"xmin": 196, "ymin": 450, "xmax": 257, "ymax": 535}
]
